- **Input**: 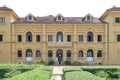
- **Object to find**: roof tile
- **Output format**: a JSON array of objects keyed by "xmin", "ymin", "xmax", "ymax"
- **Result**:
[
  {"xmin": 0, "ymin": 6, "xmax": 13, "ymax": 11},
  {"xmin": 13, "ymin": 17, "xmax": 105, "ymax": 24},
  {"xmin": 107, "ymin": 6, "xmax": 120, "ymax": 11}
]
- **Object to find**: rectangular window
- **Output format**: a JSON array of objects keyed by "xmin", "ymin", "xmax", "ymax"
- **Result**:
[
  {"xmin": 0, "ymin": 35, "xmax": 3, "ymax": 41},
  {"xmin": 115, "ymin": 17, "xmax": 120, "ymax": 23},
  {"xmin": 87, "ymin": 16, "xmax": 90, "ymax": 20},
  {"xmin": 67, "ymin": 35, "xmax": 71, "ymax": 42},
  {"xmin": 48, "ymin": 35, "xmax": 53, "ymax": 42},
  {"xmin": 79, "ymin": 35, "xmax": 83, "ymax": 42},
  {"xmin": 117, "ymin": 35, "xmax": 120, "ymax": 41},
  {"xmin": 0, "ymin": 17, "xmax": 5, "ymax": 23},
  {"xmin": 98, "ymin": 35, "xmax": 102, "ymax": 42},
  {"xmin": 18, "ymin": 35, "xmax": 22, "ymax": 42},
  {"xmin": 36, "ymin": 35, "xmax": 40, "ymax": 42}
]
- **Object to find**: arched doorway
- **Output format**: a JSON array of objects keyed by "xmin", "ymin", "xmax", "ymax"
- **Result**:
[
  {"xmin": 56, "ymin": 49, "xmax": 63, "ymax": 64},
  {"xmin": 26, "ymin": 49, "xmax": 32, "ymax": 62},
  {"xmin": 87, "ymin": 49, "xmax": 93, "ymax": 62}
]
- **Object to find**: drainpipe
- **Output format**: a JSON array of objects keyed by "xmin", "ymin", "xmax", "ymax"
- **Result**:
[{"xmin": 107, "ymin": 23, "xmax": 109, "ymax": 65}]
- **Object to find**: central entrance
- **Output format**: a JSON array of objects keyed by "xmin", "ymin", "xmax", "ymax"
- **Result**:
[
  {"xmin": 56, "ymin": 49, "xmax": 63, "ymax": 64},
  {"xmin": 87, "ymin": 49, "xmax": 93, "ymax": 62}
]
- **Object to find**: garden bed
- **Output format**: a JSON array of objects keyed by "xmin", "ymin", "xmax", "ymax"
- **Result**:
[{"xmin": 63, "ymin": 66, "xmax": 120, "ymax": 80}]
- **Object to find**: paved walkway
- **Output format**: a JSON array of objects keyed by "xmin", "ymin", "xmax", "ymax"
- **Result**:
[
  {"xmin": 52, "ymin": 66, "xmax": 64, "ymax": 74},
  {"xmin": 51, "ymin": 66, "xmax": 64, "ymax": 80}
]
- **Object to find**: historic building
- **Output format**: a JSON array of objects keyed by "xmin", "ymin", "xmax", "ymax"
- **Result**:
[{"xmin": 0, "ymin": 6, "xmax": 120, "ymax": 65}]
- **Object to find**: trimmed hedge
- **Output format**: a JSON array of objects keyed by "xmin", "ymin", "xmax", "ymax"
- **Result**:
[
  {"xmin": 63, "ymin": 67, "xmax": 82, "ymax": 73},
  {"xmin": 0, "ymin": 64, "xmax": 39, "ymax": 79},
  {"xmin": 82, "ymin": 67, "xmax": 119, "ymax": 78},
  {"xmin": 5, "ymin": 66, "xmax": 52, "ymax": 80},
  {"xmin": 63, "ymin": 67, "xmax": 101, "ymax": 80},
  {"xmin": 63, "ymin": 67, "xmax": 120, "ymax": 80},
  {"xmin": 64, "ymin": 71, "xmax": 101, "ymax": 80},
  {"xmin": 48, "ymin": 59, "xmax": 54, "ymax": 65}
]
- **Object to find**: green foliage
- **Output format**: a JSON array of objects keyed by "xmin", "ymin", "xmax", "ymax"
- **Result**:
[
  {"xmin": 0, "ymin": 64, "xmax": 39, "ymax": 79},
  {"xmin": 95, "ymin": 70, "xmax": 109, "ymax": 78},
  {"xmin": 64, "ymin": 71, "xmax": 101, "ymax": 80},
  {"xmin": 63, "ymin": 67, "xmax": 82, "ymax": 73},
  {"xmin": 48, "ymin": 59, "xmax": 54, "ymax": 65},
  {"xmin": 5, "ymin": 66, "xmax": 52, "ymax": 80},
  {"xmin": 82, "ymin": 67, "xmax": 119, "ymax": 79},
  {"xmin": 37, "ymin": 60, "xmax": 46, "ymax": 65},
  {"xmin": 64, "ymin": 60, "xmax": 71, "ymax": 65},
  {"xmin": 71, "ymin": 61, "xmax": 81, "ymax": 66},
  {"xmin": 63, "ymin": 67, "xmax": 120, "ymax": 80}
]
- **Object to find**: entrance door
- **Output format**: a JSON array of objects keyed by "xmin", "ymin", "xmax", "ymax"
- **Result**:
[
  {"xmin": 87, "ymin": 49, "xmax": 93, "ymax": 62},
  {"xmin": 26, "ymin": 49, "xmax": 32, "ymax": 62},
  {"xmin": 56, "ymin": 49, "xmax": 63, "ymax": 64}
]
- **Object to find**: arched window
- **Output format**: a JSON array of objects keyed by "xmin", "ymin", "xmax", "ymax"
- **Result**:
[
  {"xmin": 97, "ymin": 50, "xmax": 102, "ymax": 57},
  {"xmin": 66, "ymin": 50, "xmax": 71, "ymax": 57},
  {"xmin": 78, "ymin": 50, "xmax": 83, "ymax": 57},
  {"xmin": 36, "ymin": 50, "xmax": 41, "ymax": 57},
  {"xmin": 56, "ymin": 32, "xmax": 63, "ymax": 42},
  {"xmin": 87, "ymin": 32, "xmax": 93, "ymax": 42},
  {"xmin": 87, "ymin": 49, "xmax": 93, "ymax": 57},
  {"xmin": 26, "ymin": 32, "xmax": 32, "ymax": 42},
  {"xmin": 26, "ymin": 49, "xmax": 32, "ymax": 57},
  {"xmin": 48, "ymin": 50, "xmax": 53, "ymax": 57},
  {"xmin": 18, "ymin": 50, "xmax": 22, "ymax": 57}
]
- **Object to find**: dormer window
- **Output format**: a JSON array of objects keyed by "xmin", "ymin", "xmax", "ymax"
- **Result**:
[
  {"xmin": 87, "ymin": 15, "xmax": 90, "ymax": 20},
  {"xmin": 28, "ymin": 15, "xmax": 32, "ymax": 20},
  {"xmin": 84, "ymin": 14, "xmax": 93, "ymax": 21},
  {"xmin": 58, "ymin": 15, "xmax": 62, "ymax": 20},
  {"xmin": 56, "ymin": 14, "xmax": 63, "ymax": 22},
  {"xmin": 26, "ymin": 14, "xmax": 35, "ymax": 21}
]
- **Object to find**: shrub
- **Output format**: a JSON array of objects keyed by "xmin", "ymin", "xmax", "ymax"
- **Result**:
[
  {"xmin": 48, "ymin": 59, "xmax": 54, "ymax": 65},
  {"xmin": 37, "ymin": 60, "xmax": 46, "ymax": 65},
  {"xmin": 5, "ymin": 66, "xmax": 52, "ymax": 80},
  {"xmin": 95, "ymin": 70, "xmax": 109, "ymax": 78},
  {"xmin": 64, "ymin": 60, "xmax": 71, "ymax": 65},
  {"xmin": 64, "ymin": 71, "xmax": 101, "ymax": 80},
  {"xmin": 63, "ymin": 67, "xmax": 82, "ymax": 73},
  {"xmin": 82, "ymin": 67, "xmax": 119, "ymax": 79},
  {"xmin": 0, "ymin": 64, "xmax": 39, "ymax": 79},
  {"xmin": 4, "ymin": 70, "xmax": 21, "ymax": 78},
  {"xmin": 71, "ymin": 61, "xmax": 81, "ymax": 66}
]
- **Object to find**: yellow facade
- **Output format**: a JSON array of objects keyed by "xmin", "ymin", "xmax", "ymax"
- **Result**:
[{"xmin": 0, "ymin": 6, "xmax": 120, "ymax": 65}]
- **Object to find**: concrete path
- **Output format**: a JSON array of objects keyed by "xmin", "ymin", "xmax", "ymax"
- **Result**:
[
  {"xmin": 51, "ymin": 66, "xmax": 64, "ymax": 80},
  {"xmin": 52, "ymin": 66, "xmax": 64, "ymax": 74}
]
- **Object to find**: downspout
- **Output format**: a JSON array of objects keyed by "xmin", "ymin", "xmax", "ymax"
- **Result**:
[
  {"xmin": 107, "ymin": 23, "xmax": 109, "ymax": 65},
  {"xmin": 10, "ymin": 23, "xmax": 12, "ymax": 63},
  {"xmin": 10, "ymin": 22, "xmax": 12, "ymax": 63}
]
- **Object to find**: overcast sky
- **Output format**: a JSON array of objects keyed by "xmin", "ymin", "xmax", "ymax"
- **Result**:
[{"xmin": 0, "ymin": 0, "xmax": 120, "ymax": 17}]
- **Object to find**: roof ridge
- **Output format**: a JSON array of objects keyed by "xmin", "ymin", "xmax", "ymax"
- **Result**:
[{"xmin": 0, "ymin": 6, "xmax": 13, "ymax": 11}]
